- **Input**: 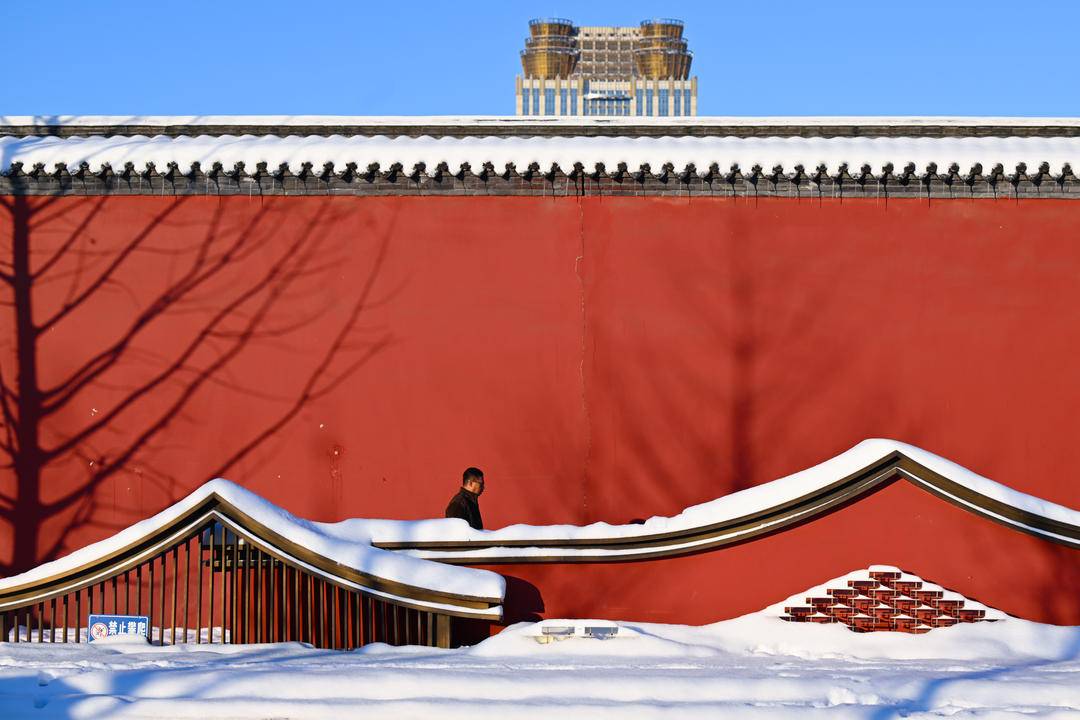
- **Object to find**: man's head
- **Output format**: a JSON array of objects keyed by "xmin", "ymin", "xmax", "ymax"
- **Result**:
[{"xmin": 462, "ymin": 467, "xmax": 484, "ymax": 496}]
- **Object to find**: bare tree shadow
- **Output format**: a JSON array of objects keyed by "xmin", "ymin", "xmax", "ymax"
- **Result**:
[
  {"xmin": 578, "ymin": 197, "xmax": 870, "ymax": 522},
  {"xmin": 0, "ymin": 195, "xmax": 398, "ymax": 573}
]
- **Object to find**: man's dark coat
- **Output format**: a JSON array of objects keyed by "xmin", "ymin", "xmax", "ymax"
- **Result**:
[{"xmin": 445, "ymin": 488, "xmax": 483, "ymax": 530}]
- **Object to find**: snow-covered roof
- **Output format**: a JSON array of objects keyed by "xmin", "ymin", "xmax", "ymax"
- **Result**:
[
  {"xmin": 2, "ymin": 134, "xmax": 1079, "ymax": 179},
  {"xmin": 3, "ymin": 117, "xmax": 1078, "ymax": 194}
]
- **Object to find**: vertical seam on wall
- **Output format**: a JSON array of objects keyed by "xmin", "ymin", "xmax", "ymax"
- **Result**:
[{"xmin": 575, "ymin": 196, "xmax": 591, "ymax": 524}]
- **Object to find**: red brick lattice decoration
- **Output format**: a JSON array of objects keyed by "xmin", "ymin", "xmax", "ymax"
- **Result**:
[{"xmin": 780, "ymin": 567, "xmax": 1003, "ymax": 634}]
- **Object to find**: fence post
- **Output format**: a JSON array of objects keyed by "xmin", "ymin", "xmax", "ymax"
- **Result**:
[{"xmin": 435, "ymin": 614, "xmax": 451, "ymax": 649}]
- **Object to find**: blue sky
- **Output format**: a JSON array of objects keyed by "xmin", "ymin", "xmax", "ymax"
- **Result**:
[{"xmin": 3, "ymin": 1, "xmax": 1078, "ymax": 116}]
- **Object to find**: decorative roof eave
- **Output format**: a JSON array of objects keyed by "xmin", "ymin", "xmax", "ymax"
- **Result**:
[
  {"xmin": 4, "ymin": 115, "xmax": 1080, "ymax": 139},
  {"xmin": 371, "ymin": 441, "xmax": 1080, "ymax": 564},
  {"xmin": 4, "ymin": 134, "xmax": 1080, "ymax": 176},
  {"xmin": 2, "ymin": 161, "xmax": 1077, "ymax": 199},
  {"xmin": 3, "ymin": 134, "xmax": 1080, "ymax": 197}
]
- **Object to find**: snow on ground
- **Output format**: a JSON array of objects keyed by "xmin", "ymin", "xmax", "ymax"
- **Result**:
[{"xmin": 1, "ymin": 613, "xmax": 1077, "ymax": 719}]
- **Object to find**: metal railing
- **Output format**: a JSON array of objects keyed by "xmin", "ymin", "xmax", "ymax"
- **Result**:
[
  {"xmin": 0, "ymin": 520, "xmax": 447, "ymax": 648},
  {"xmin": 0, "ymin": 494, "xmax": 501, "ymax": 648},
  {"xmin": 530, "ymin": 18, "xmax": 574, "ymax": 27}
]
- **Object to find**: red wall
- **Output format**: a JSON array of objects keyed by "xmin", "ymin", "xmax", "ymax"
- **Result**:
[{"xmin": 2, "ymin": 195, "xmax": 1078, "ymax": 622}]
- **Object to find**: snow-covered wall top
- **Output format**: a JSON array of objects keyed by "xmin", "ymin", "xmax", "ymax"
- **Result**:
[
  {"xmin": 0, "ymin": 479, "xmax": 505, "ymax": 608},
  {"xmin": 3, "ymin": 134, "xmax": 1080, "ymax": 177},
  {"xmin": 3, "ymin": 115, "xmax": 1080, "ymax": 129},
  {"xmin": 358, "ymin": 439, "xmax": 1080, "ymax": 560}
]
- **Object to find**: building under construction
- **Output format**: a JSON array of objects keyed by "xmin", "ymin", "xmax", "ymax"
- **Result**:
[{"xmin": 516, "ymin": 18, "xmax": 697, "ymax": 117}]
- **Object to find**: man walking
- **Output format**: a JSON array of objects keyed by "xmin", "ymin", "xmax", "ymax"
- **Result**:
[{"xmin": 445, "ymin": 467, "xmax": 484, "ymax": 530}]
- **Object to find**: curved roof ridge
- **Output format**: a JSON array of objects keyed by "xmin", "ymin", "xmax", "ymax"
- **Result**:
[{"xmin": 372, "ymin": 439, "xmax": 1079, "ymax": 543}]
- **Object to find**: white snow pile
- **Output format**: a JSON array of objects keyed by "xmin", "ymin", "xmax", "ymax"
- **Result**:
[
  {"xmin": 85, "ymin": 633, "xmax": 150, "ymax": 647},
  {"xmin": 354, "ymin": 439, "xmax": 1080, "ymax": 557},
  {"xmin": 478, "ymin": 613, "xmax": 1078, "ymax": 664},
  {"xmin": 3, "ymin": 133, "xmax": 1080, "ymax": 177},
  {"xmin": 0, "ymin": 612, "xmax": 1077, "ymax": 718},
  {"xmin": 0, "ymin": 479, "xmax": 504, "ymax": 608}
]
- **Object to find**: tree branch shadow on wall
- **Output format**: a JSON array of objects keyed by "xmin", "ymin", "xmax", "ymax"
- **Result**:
[
  {"xmin": 0, "ymin": 194, "xmax": 398, "ymax": 574},
  {"xmin": 585, "ymin": 202, "xmax": 873, "ymax": 523}
]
